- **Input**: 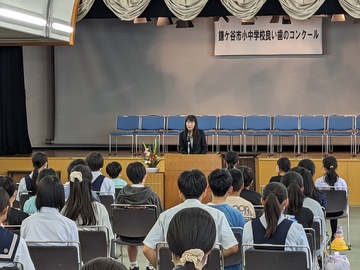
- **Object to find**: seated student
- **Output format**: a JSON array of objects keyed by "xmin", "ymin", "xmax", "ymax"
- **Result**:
[
  {"xmin": 238, "ymin": 166, "xmax": 262, "ymax": 205},
  {"xmin": 16, "ymin": 152, "xmax": 48, "ymax": 201},
  {"xmin": 23, "ymin": 168, "xmax": 57, "ymax": 214},
  {"xmin": 207, "ymin": 168, "xmax": 245, "ymax": 270},
  {"xmin": 20, "ymin": 176, "xmax": 79, "ymax": 244},
  {"xmin": 224, "ymin": 151, "xmax": 239, "ymax": 168},
  {"xmin": 226, "ymin": 168, "xmax": 256, "ymax": 219},
  {"xmin": 0, "ymin": 187, "xmax": 35, "ymax": 270},
  {"xmin": 143, "ymin": 169, "xmax": 238, "ymax": 268},
  {"xmin": 61, "ymin": 164, "xmax": 114, "ymax": 240},
  {"xmin": 106, "ymin": 161, "xmax": 127, "ymax": 189},
  {"xmin": 280, "ymin": 172, "xmax": 314, "ymax": 228},
  {"xmin": 85, "ymin": 152, "xmax": 115, "ymax": 197},
  {"xmin": 116, "ymin": 162, "xmax": 163, "ymax": 270},
  {"xmin": 167, "ymin": 208, "xmax": 216, "ymax": 270},
  {"xmin": 0, "ymin": 176, "xmax": 29, "ymax": 225},
  {"xmin": 269, "ymin": 157, "xmax": 291, "ymax": 183},
  {"xmin": 81, "ymin": 257, "xmax": 127, "ymax": 270},
  {"xmin": 242, "ymin": 182, "xmax": 311, "ymax": 268}
]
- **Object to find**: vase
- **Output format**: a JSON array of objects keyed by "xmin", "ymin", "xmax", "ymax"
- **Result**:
[{"xmin": 146, "ymin": 167, "xmax": 159, "ymax": 173}]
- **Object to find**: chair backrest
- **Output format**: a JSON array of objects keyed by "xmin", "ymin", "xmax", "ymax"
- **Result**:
[
  {"xmin": 304, "ymin": 228, "xmax": 316, "ymax": 258},
  {"xmin": 166, "ymin": 115, "xmax": 187, "ymax": 131},
  {"xmin": 78, "ymin": 226, "xmax": 109, "ymax": 263},
  {"xmin": 224, "ymin": 228, "xmax": 242, "ymax": 267},
  {"xmin": 3, "ymin": 225, "xmax": 21, "ymax": 236},
  {"xmin": 157, "ymin": 245, "xmax": 174, "ymax": 270},
  {"xmin": 115, "ymin": 115, "xmax": 140, "ymax": 131},
  {"xmin": 327, "ymin": 115, "xmax": 354, "ymax": 131},
  {"xmin": 197, "ymin": 115, "xmax": 217, "ymax": 131},
  {"xmin": 246, "ymin": 115, "xmax": 272, "ymax": 131},
  {"xmin": 311, "ymin": 219, "xmax": 322, "ymax": 251},
  {"xmin": 273, "ymin": 115, "xmax": 299, "ymax": 131},
  {"xmin": 322, "ymin": 189, "xmax": 347, "ymax": 213},
  {"xmin": 300, "ymin": 115, "xmax": 326, "ymax": 131},
  {"xmin": 19, "ymin": 193, "xmax": 30, "ymax": 211},
  {"xmin": 356, "ymin": 115, "xmax": 360, "ymax": 131},
  {"xmin": 254, "ymin": 205, "xmax": 264, "ymax": 218},
  {"xmin": 98, "ymin": 194, "xmax": 114, "ymax": 218},
  {"xmin": 140, "ymin": 115, "xmax": 165, "ymax": 131},
  {"xmin": 218, "ymin": 115, "xmax": 245, "ymax": 131},
  {"xmin": 111, "ymin": 204, "xmax": 157, "ymax": 238},
  {"xmin": 203, "ymin": 248, "xmax": 222, "ymax": 270}
]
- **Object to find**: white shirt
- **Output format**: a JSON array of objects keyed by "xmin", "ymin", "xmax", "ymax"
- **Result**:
[
  {"xmin": 16, "ymin": 172, "xmax": 33, "ymax": 201},
  {"xmin": 91, "ymin": 171, "xmax": 115, "ymax": 198},
  {"xmin": 314, "ymin": 176, "xmax": 348, "ymax": 196}
]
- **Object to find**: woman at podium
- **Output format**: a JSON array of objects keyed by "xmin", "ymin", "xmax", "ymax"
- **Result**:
[{"xmin": 179, "ymin": 115, "xmax": 207, "ymax": 154}]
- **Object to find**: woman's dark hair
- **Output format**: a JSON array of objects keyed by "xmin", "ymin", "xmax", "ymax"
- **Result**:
[
  {"xmin": 30, "ymin": 152, "xmax": 48, "ymax": 193},
  {"xmin": 262, "ymin": 182, "xmax": 288, "ymax": 238},
  {"xmin": 63, "ymin": 165, "xmax": 96, "ymax": 225},
  {"xmin": 224, "ymin": 151, "xmax": 239, "ymax": 169},
  {"xmin": 277, "ymin": 157, "xmax": 291, "ymax": 173},
  {"xmin": 183, "ymin": 115, "xmax": 200, "ymax": 140},
  {"xmin": 167, "ymin": 207, "xmax": 216, "ymax": 270},
  {"xmin": 237, "ymin": 165, "xmax": 254, "ymax": 188},
  {"xmin": 297, "ymin": 159, "xmax": 316, "ymax": 176},
  {"xmin": 285, "ymin": 183, "xmax": 304, "ymax": 215},
  {"xmin": 228, "ymin": 168, "xmax": 244, "ymax": 192},
  {"xmin": 35, "ymin": 176, "xmax": 65, "ymax": 211},
  {"xmin": 81, "ymin": 257, "xmax": 126, "ymax": 270},
  {"xmin": 0, "ymin": 187, "xmax": 10, "ymax": 213},
  {"xmin": 323, "ymin": 156, "xmax": 339, "ymax": 187}
]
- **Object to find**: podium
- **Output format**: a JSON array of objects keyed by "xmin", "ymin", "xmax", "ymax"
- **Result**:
[{"xmin": 164, "ymin": 153, "xmax": 222, "ymax": 209}]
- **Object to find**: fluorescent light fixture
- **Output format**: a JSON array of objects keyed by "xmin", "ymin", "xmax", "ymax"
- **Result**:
[
  {"xmin": 0, "ymin": 8, "xmax": 46, "ymax": 26},
  {"xmin": 52, "ymin": 23, "xmax": 73, "ymax": 33},
  {"xmin": 331, "ymin": 14, "xmax": 346, "ymax": 22},
  {"xmin": 157, "ymin": 17, "xmax": 173, "ymax": 26},
  {"xmin": 241, "ymin": 17, "xmax": 256, "ymax": 25}
]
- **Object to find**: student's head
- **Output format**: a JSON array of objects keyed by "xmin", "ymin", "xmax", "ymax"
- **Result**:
[
  {"xmin": 36, "ymin": 176, "xmax": 65, "ymax": 211},
  {"xmin": 81, "ymin": 257, "xmax": 127, "ymax": 270},
  {"xmin": 208, "ymin": 169, "xmax": 233, "ymax": 197},
  {"xmin": 237, "ymin": 165, "xmax": 254, "ymax": 188},
  {"xmin": 297, "ymin": 159, "xmax": 316, "ymax": 176},
  {"xmin": 30, "ymin": 152, "xmax": 48, "ymax": 192},
  {"xmin": 283, "ymin": 169, "xmax": 305, "ymax": 215},
  {"xmin": 228, "ymin": 168, "xmax": 244, "ymax": 193},
  {"xmin": 290, "ymin": 167, "xmax": 313, "ymax": 197},
  {"xmin": 178, "ymin": 170, "xmax": 207, "ymax": 199},
  {"xmin": 37, "ymin": 168, "xmax": 56, "ymax": 183},
  {"xmin": 262, "ymin": 182, "xmax": 288, "ymax": 238},
  {"xmin": 67, "ymin": 159, "xmax": 88, "ymax": 179},
  {"xmin": 185, "ymin": 115, "xmax": 199, "ymax": 133},
  {"xmin": 322, "ymin": 156, "xmax": 339, "ymax": 186},
  {"xmin": 224, "ymin": 151, "xmax": 239, "ymax": 169},
  {"xmin": 280, "ymin": 171, "xmax": 304, "ymax": 189},
  {"xmin": 106, "ymin": 162, "xmax": 122, "ymax": 179},
  {"xmin": 167, "ymin": 207, "xmax": 216, "ymax": 270},
  {"xmin": 0, "ymin": 176, "xmax": 17, "ymax": 199},
  {"xmin": 0, "ymin": 187, "xmax": 10, "ymax": 221},
  {"xmin": 85, "ymin": 152, "xmax": 104, "ymax": 171},
  {"xmin": 126, "ymin": 162, "xmax": 146, "ymax": 184},
  {"xmin": 276, "ymin": 157, "xmax": 291, "ymax": 174}
]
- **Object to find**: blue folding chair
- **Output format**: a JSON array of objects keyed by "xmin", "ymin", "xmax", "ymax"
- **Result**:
[
  {"xmin": 216, "ymin": 115, "xmax": 245, "ymax": 153},
  {"xmin": 136, "ymin": 115, "xmax": 165, "ymax": 154},
  {"xmin": 354, "ymin": 115, "xmax": 360, "ymax": 153},
  {"xmin": 244, "ymin": 115, "xmax": 272, "ymax": 155},
  {"xmin": 327, "ymin": 115, "xmax": 355, "ymax": 156},
  {"xmin": 109, "ymin": 115, "xmax": 139, "ymax": 155},
  {"xmin": 272, "ymin": 115, "xmax": 299, "ymax": 155},
  {"xmin": 298, "ymin": 115, "xmax": 327, "ymax": 155},
  {"xmin": 163, "ymin": 115, "xmax": 187, "ymax": 153},
  {"xmin": 197, "ymin": 115, "xmax": 217, "ymax": 153}
]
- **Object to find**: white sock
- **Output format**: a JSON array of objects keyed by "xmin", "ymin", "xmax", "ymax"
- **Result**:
[{"xmin": 130, "ymin": 261, "xmax": 138, "ymax": 269}]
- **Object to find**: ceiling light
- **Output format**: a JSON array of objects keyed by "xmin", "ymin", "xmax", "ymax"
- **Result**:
[
  {"xmin": 133, "ymin": 17, "xmax": 151, "ymax": 24},
  {"xmin": 157, "ymin": 17, "xmax": 173, "ymax": 26},
  {"xmin": 52, "ymin": 23, "xmax": 73, "ymax": 33},
  {"xmin": 331, "ymin": 14, "xmax": 346, "ymax": 22},
  {"xmin": 0, "ymin": 8, "xmax": 46, "ymax": 26},
  {"xmin": 241, "ymin": 17, "xmax": 256, "ymax": 25}
]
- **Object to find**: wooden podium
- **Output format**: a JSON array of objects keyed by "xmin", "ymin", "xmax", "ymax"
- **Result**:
[{"xmin": 164, "ymin": 153, "xmax": 222, "ymax": 209}]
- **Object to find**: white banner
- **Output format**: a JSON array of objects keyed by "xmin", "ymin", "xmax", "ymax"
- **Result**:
[{"xmin": 214, "ymin": 16, "xmax": 323, "ymax": 56}]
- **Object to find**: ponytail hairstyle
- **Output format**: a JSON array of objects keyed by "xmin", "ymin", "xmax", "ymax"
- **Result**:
[
  {"xmin": 277, "ymin": 157, "xmax": 291, "ymax": 174},
  {"xmin": 184, "ymin": 115, "xmax": 200, "ymax": 140},
  {"xmin": 262, "ymin": 182, "xmax": 288, "ymax": 238},
  {"xmin": 63, "ymin": 164, "xmax": 96, "ymax": 225},
  {"xmin": 323, "ymin": 156, "xmax": 339, "ymax": 187},
  {"xmin": 285, "ymin": 182, "xmax": 304, "ymax": 215},
  {"xmin": 297, "ymin": 159, "xmax": 316, "ymax": 176},
  {"xmin": 224, "ymin": 151, "xmax": 239, "ymax": 169},
  {"xmin": 30, "ymin": 152, "xmax": 48, "ymax": 193}
]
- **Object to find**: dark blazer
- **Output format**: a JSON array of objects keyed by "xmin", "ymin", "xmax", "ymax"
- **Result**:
[{"xmin": 179, "ymin": 130, "xmax": 207, "ymax": 154}]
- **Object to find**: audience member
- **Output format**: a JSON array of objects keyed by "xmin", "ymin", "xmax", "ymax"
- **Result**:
[
  {"xmin": 224, "ymin": 151, "xmax": 239, "ymax": 168},
  {"xmin": 143, "ymin": 169, "xmax": 238, "ymax": 268},
  {"xmin": 106, "ymin": 161, "xmax": 127, "ymax": 189},
  {"xmin": 167, "ymin": 208, "xmax": 216, "ymax": 270},
  {"xmin": 269, "ymin": 157, "xmax": 291, "ymax": 183},
  {"xmin": 297, "ymin": 158, "xmax": 316, "ymax": 177},
  {"xmin": 179, "ymin": 115, "xmax": 207, "ymax": 154},
  {"xmin": 0, "ymin": 175, "xmax": 29, "ymax": 225},
  {"xmin": 237, "ymin": 166, "xmax": 262, "ymax": 205},
  {"xmin": 81, "ymin": 257, "xmax": 127, "ymax": 270},
  {"xmin": 16, "ymin": 152, "xmax": 48, "ymax": 201},
  {"xmin": 116, "ymin": 162, "xmax": 163, "ymax": 270},
  {"xmin": 0, "ymin": 188, "xmax": 35, "ymax": 270}
]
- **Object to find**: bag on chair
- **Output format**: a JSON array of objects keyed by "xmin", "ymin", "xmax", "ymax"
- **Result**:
[{"xmin": 325, "ymin": 252, "xmax": 350, "ymax": 270}]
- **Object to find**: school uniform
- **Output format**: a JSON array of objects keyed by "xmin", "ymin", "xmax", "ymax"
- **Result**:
[
  {"xmin": 16, "ymin": 172, "xmax": 33, "ymax": 201},
  {"xmin": 91, "ymin": 171, "xmax": 115, "ymax": 198}
]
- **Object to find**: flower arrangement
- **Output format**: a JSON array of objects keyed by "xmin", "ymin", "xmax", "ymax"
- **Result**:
[{"xmin": 143, "ymin": 138, "xmax": 161, "ymax": 168}]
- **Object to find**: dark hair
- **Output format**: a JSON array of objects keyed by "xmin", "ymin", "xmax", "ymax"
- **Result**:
[
  {"xmin": 81, "ymin": 257, "xmax": 126, "ymax": 270},
  {"xmin": 67, "ymin": 159, "xmax": 88, "ymax": 179},
  {"xmin": 33, "ymin": 168, "xmax": 57, "ymax": 195},
  {"xmin": 0, "ymin": 187, "xmax": 10, "ymax": 213},
  {"xmin": 30, "ymin": 152, "xmax": 48, "ymax": 193},
  {"xmin": 285, "ymin": 183, "xmax": 304, "ymax": 216},
  {"xmin": 178, "ymin": 170, "xmax": 207, "ymax": 199},
  {"xmin": 277, "ymin": 157, "xmax": 291, "ymax": 173},
  {"xmin": 290, "ymin": 166, "xmax": 323, "ymax": 202},
  {"xmin": 262, "ymin": 182, "xmax": 288, "ymax": 238},
  {"xmin": 106, "ymin": 162, "xmax": 122, "ymax": 179},
  {"xmin": 63, "ymin": 165, "xmax": 96, "ymax": 225},
  {"xmin": 167, "ymin": 207, "xmax": 216, "ymax": 270},
  {"xmin": 224, "ymin": 151, "xmax": 239, "ymax": 169},
  {"xmin": 85, "ymin": 152, "xmax": 104, "ymax": 171},
  {"xmin": 0, "ymin": 176, "xmax": 17, "ymax": 198},
  {"xmin": 237, "ymin": 166, "xmax": 254, "ymax": 188},
  {"xmin": 126, "ymin": 162, "xmax": 146, "ymax": 184},
  {"xmin": 228, "ymin": 168, "xmax": 244, "ymax": 192},
  {"xmin": 208, "ymin": 169, "xmax": 233, "ymax": 197},
  {"xmin": 323, "ymin": 156, "xmax": 339, "ymax": 187},
  {"xmin": 183, "ymin": 115, "xmax": 200, "ymax": 140},
  {"xmin": 297, "ymin": 159, "xmax": 315, "ymax": 176},
  {"xmin": 280, "ymin": 171, "xmax": 304, "ymax": 188},
  {"xmin": 35, "ymin": 176, "xmax": 65, "ymax": 211}
]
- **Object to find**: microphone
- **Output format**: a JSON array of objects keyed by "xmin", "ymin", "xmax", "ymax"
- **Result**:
[{"xmin": 187, "ymin": 132, "xmax": 191, "ymax": 154}]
